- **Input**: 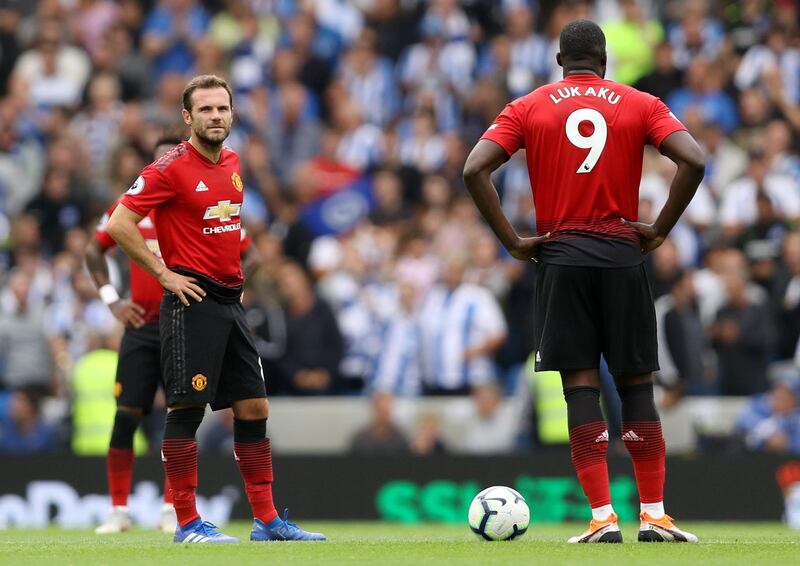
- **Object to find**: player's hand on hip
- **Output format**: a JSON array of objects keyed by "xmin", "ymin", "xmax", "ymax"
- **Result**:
[
  {"xmin": 622, "ymin": 219, "xmax": 666, "ymax": 254},
  {"xmin": 159, "ymin": 270, "xmax": 207, "ymax": 306},
  {"xmin": 109, "ymin": 299, "xmax": 147, "ymax": 328},
  {"xmin": 508, "ymin": 233, "xmax": 550, "ymax": 262}
]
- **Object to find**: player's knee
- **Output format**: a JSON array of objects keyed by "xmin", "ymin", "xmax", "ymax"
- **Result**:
[
  {"xmin": 614, "ymin": 372, "xmax": 654, "ymax": 389},
  {"xmin": 164, "ymin": 406, "xmax": 205, "ymax": 439},
  {"xmin": 231, "ymin": 398, "xmax": 268, "ymax": 420},
  {"xmin": 110, "ymin": 409, "xmax": 142, "ymax": 449},
  {"xmin": 561, "ymin": 369, "xmax": 601, "ymax": 390},
  {"xmin": 117, "ymin": 405, "xmax": 143, "ymax": 416}
]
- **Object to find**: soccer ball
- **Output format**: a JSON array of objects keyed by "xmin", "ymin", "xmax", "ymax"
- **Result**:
[{"xmin": 468, "ymin": 486, "xmax": 530, "ymax": 541}]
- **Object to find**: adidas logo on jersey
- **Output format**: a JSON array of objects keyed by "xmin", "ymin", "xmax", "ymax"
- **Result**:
[
  {"xmin": 594, "ymin": 430, "xmax": 609, "ymax": 443},
  {"xmin": 195, "ymin": 180, "xmax": 209, "ymax": 192},
  {"xmin": 622, "ymin": 430, "xmax": 644, "ymax": 442}
]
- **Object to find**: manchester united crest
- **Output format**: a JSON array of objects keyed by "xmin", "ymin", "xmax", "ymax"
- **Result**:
[
  {"xmin": 231, "ymin": 172, "xmax": 243, "ymax": 192},
  {"xmin": 192, "ymin": 374, "xmax": 208, "ymax": 391}
]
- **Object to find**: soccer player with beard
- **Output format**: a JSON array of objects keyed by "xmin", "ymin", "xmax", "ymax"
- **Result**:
[
  {"xmin": 463, "ymin": 21, "xmax": 705, "ymax": 543},
  {"xmin": 106, "ymin": 75, "xmax": 324, "ymax": 543},
  {"xmin": 88, "ymin": 135, "xmax": 258, "ymax": 534}
]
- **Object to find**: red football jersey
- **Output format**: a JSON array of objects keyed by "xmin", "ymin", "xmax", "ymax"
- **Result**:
[
  {"xmin": 481, "ymin": 73, "xmax": 686, "ymax": 266},
  {"xmin": 120, "ymin": 141, "xmax": 246, "ymax": 287},
  {"xmin": 96, "ymin": 201, "xmax": 254, "ymax": 321}
]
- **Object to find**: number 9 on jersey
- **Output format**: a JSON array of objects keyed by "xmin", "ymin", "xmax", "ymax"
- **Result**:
[{"xmin": 565, "ymin": 108, "xmax": 608, "ymax": 174}]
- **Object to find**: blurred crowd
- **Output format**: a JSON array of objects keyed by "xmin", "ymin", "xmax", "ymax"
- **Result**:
[{"xmin": 0, "ymin": 0, "xmax": 799, "ymax": 456}]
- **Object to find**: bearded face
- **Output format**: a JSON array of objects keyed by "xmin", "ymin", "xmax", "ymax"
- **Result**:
[{"xmin": 183, "ymin": 87, "xmax": 233, "ymax": 148}]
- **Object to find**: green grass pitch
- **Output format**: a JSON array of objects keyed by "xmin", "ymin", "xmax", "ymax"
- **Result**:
[{"xmin": 1, "ymin": 522, "xmax": 798, "ymax": 565}]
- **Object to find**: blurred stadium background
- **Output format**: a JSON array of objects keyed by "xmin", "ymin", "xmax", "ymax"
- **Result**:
[{"xmin": 0, "ymin": 0, "xmax": 799, "ymax": 531}]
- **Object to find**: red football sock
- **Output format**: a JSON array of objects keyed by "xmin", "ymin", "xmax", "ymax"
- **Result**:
[
  {"xmin": 162, "ymin": 438, "xmax": 199, "ymax": 526},
  {"xmin": 569, "ymin": 421, "xmax": 612, "ymax": 508},
  {"xmin": 107, "ymin": 448, "xmax": 134, "ymax": 507},
  {"xmin": 235, "ymin": 438, "xmax": 278, "ymax": 523},
  {"xmin": 621, "ymin": 420, "xmax": 665, "ymax": 503},
  {"xmin": 163, "ymin": 477, "xmax": 173, "ymax": 505},
  {"xmin": 564, "ymin": 387, "xmax": 612, "ymax": 509}
]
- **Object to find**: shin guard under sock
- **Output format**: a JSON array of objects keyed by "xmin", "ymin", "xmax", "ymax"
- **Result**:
[
  {"xmin": 162, "ymin": 407, "xmax": 204, "ymax": 526},
  {"xmin": 107, "ymin": 410, "xmax": 140, "ymax": 507},
  {"xmin": 564, "ymin": 387, "xmax": 611, "ymax": 508},
  {"xmin": 618, "ymin": 382, "xmax": 665, "ymax": 505},
  {"xmin": 233, "ymin": 418, "xmax": 278, "ymax": 523}
]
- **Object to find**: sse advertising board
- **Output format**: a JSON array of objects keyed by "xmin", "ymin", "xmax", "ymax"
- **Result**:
[{"xmin": 0, "ymin": 455, "xmax": 794, "ymax": 528}]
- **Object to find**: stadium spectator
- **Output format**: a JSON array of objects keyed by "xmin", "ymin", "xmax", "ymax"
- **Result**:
[
  {"xmin": 735, "ymin": 26, "xmax": 800, "ymax": 105},
  {"xmin": 710, "ymin": 259, "xmax": 774, "ymax": 396},
  {"xmin": 11, "ymin": 17, "xmax": 91, "ymax": 108},
  {"xmin": 719, "ymin": 150, "xmax": 800, "ymax": 239},
  {"xmin": 667, "ymin": 56, "xmax": 738, "ymax": 134},
  {"xmin": 697, "ymin": 122, "xmax": 747, "ymax": 200},
  {"xmin": 773, "ymin": 234, "xmax": 800, "ymax": 360},
  {"xmin": 0, "ymin": 98, "xmax": 46, "ymax": 216},
  {"xmin": 274, "ymin": 260, "xmax": 344, "ymax": 395},
  {"xmin": 603, "ymin": 0, "xmax": 663, "ymax": 85},
  {"xmin": 141, "ymin": 0, "xmax": 210, "ymax": 79},
  {"xmin": 349, "ymin": 391, "xmax": 409, "ymax": 455},
  {"xmin": 336, "ymin": 28, "xmax": 399, "ymax": 127},
  {"xmin": 410, "ymin": 412, "xmax": 447, "ymax": 455},
  {"xmin": 0, "ymin": 270, "xmax": 53, "ymax": 393},
  {"xmin": 666, "ymin": 4, "xmax": 725, "ymax": 70},
  {"xmin": 0, "ymin": 388, "xmax": 58, "ymax": 453},
  {"xmin": 418, "ymin": 254, "xmax": 507, "ymax": 395},
  {"xmin": 371, "ymin": 279, "xmax": 421, "ymax": 397},
  {"xmin": 655, "ymin": 270, "xmax": 708, "ymax": 400},
  {"xmin": 25, "ymin": 168, "xmax": 87, "ymax": 255},
  {"xmin": 736, "ymin": 380, "xmax": 800, "ymax": 455},
  {"xmin": 68, "ymin": 73, "xmax": 125, "ymax": 185},
  {"xmin": 633, "ymin": 41, "xmax": 684, "ymax": 102},
  {"xmin": 263, "ymin": 81, "xmax": 321, "ymax": 184},
  {"xmin": 450, "ymin": 382, "xmax": 523, "ymax": 454}
]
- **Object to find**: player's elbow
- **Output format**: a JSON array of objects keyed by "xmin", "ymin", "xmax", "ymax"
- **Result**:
[
  {"xmin": 106, "ymin": 213, "xmax": 125, "ymax": 242},
  {"xmin": 462, "ymin": 159, "xmax": 485, "ymax": 184},
  {"xmin": 685, "ymin": 146, "xmax": 706, "ymax": 178}
]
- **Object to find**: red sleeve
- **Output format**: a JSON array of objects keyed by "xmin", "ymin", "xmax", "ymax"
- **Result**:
[
  {"xmin": 480, "ymin": 99, "xmax": 526, "ymax": 156},
  {"xmin": 645, "ymin": 97, "xmax": 687, "ymax": 149},
  {"xmin": 119, "ymin": 166, "xmax": 175, "ymax": 217},
  {"xmin": 93, "ymin": 205, "xmax": 118, "ymax": 250},
  {"xmin": 240, "ymin": 228, "xmax": 253, "ymax": 253}
]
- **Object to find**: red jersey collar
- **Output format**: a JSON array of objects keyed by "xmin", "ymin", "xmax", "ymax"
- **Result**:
[{"xmin": 183, "ymin": 140, "xmax": 226, "ymax": 166}]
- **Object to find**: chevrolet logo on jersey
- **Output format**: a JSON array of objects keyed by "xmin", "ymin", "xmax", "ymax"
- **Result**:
[{"xmin": 203, "ymin": 200, "xmax": 241, "ymax": 222}]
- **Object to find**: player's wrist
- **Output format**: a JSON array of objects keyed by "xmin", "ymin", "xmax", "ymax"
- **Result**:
[{"xmin": 99, "ymin": 284, "xmax": 120, "ymax": 306}]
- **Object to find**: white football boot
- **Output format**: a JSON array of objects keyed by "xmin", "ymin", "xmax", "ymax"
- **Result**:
[
  {"xmin": 638, "ymin": 513, "xmax": 699, "ymax": 543},
  {"xmin": 158, "ymin": 503, "xmax": 178, "ymax": 534},
  {"xmin": 567, "ymin": 513, "xmax": 623, "ymax": 543},
  {"xmin": 95, "ymin": 506, "xmax": 133, "ymax": 534}
]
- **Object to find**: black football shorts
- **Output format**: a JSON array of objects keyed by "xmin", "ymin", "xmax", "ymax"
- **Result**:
[
  {"xmin": 115, "ymin": 321, "xmax": 162, "ymax": 412},
  {"xmin": 160, "ymin": 292, "xmax": 266, "ymax": 410},
  {"xmin": 533, "ymin": 262, "xmax": 659, "ymax": 377}
]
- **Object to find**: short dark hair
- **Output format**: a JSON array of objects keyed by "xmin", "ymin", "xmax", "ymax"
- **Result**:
[
  {"xmin": 559, "ymin": 19, "xmax": 606, "ymax": 61},
  {"xmin": 154, "ymin": 135, "xmax": 185, "ymax": 148},
  {"xmin": 182, "ymin": 74, "xmax": 233, "ymax": 112}
]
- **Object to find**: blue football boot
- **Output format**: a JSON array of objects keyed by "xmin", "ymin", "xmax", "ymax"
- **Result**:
[
  {"xmin": 173, "ymin": 518, "xmax": 240, "ymax": 543},
  {"xmin": 250, "ymin": 509, "xmax": 326, "ymax": 541}
]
